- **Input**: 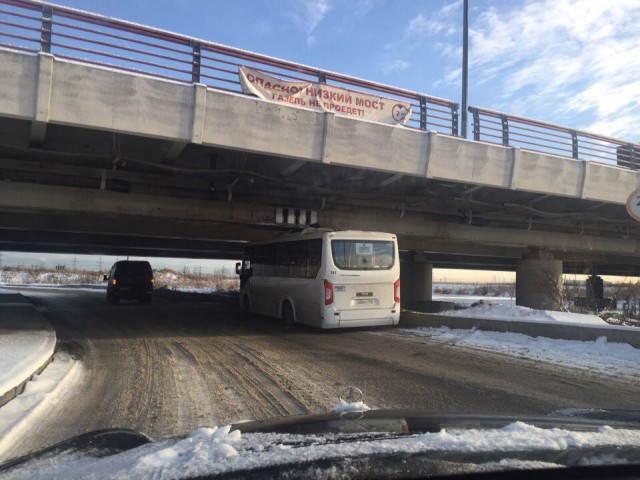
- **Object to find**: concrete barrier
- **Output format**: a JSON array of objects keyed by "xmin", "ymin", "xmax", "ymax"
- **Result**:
[{"xmin": 400, "ymin": 310, "xmax": 640, "ymax": 348}]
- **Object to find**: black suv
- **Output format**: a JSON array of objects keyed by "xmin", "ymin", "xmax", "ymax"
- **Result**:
[{"xmin": 104, "ymin": 260, "xmax": 154, "ymax": 304}]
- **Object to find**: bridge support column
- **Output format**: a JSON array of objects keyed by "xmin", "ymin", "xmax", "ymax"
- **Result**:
[
  {"xmin": 586, "ymin": 275, "xmax": 605, "ymax": 309},
  {"xmin": 401, "ymin": 254, "xmax": 433, "ymax": 308},
  {"xmin": 516, "ymin": 250, "xmax": 562, "ymax": 310}
]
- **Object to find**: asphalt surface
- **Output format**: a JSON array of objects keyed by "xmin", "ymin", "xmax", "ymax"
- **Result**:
[{"xmin": 4, "ymin": 287, "xmax": 640, "ymax": 460}]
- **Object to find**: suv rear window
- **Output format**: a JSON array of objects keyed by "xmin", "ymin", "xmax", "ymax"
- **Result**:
[
  {"xmin": 331, "ymin": 240, "xmax": 394, "ymax": 270},
  {"xmin": 115, "ymin": 262, "xmax": 152, "ymax": 276}
]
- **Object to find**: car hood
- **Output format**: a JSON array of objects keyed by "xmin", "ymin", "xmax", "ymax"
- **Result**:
[{"xmin": 2, "ymin": 409, "xmax": 640, "ymax": 479}]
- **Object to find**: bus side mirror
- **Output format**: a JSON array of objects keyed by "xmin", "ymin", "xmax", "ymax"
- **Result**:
[
  {"xmin": 235, "ymin": 262, "xmax": 242, "ymax": 275},
  {"xmin": 103, "ymin": 275, "xmax": 108, "ymax": 282}
]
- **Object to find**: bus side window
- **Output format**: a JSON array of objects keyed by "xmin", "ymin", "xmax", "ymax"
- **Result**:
[
  {"xmin": 275, "ymin": 243, "xmax": 290, "ymax": 277},
  {"xmin": 289, "ymin": 241, "xmax": 307, "ymax": 278},
  {"xmin": 307, "ymin": 239, "xmax": 322, "ymax": 278},
  {"xmin": 255, "ymin": 244, "xmax": 273, "ymax": 277}
]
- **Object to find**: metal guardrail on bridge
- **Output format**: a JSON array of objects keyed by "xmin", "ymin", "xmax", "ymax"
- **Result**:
[
  {"xmin": 469, "ymin": 106, "xmax": 640, "ymax": 170},
  {"xmin": 0, "ymin": 0, "xmax": 459, "ymax": 135},
  {"xmin": 1, "ymin": 0, "xmax": 638, "ymax": 171}
]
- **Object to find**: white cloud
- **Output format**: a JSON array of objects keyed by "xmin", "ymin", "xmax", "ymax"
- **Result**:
[
  {"xmin": 380, "ymin": 2, "xmax": 461, "ymax": 77},
  {"xmin": 468, "ymin": 0, "xmax": 640, "ymax": 139},
  {"xmin": 380, "ymin": 59, "xmax": 411, "ymax": 75},
  {"xmin": 289, "ymin": 0, "xmax": 331, "ymax": 47}
]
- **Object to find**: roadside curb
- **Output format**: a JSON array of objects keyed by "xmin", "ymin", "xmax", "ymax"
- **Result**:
[
  {"xmin": 0, "ymin": 356, "xmax": 81, "ymax": 461},
  {"xmin": 400, "ymin": 310, "xmax": 640, "ymax": 348},
  {"xmin": 0, "ymin": 293, "xmax": 57, "ymax": 409}
]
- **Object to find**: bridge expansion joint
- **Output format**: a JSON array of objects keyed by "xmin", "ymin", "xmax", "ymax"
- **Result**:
[
  {"xmin": 507, "ymin": 146, "xmax": 521, "ymax": 190},
  {"xmin": 190, "ymin": 83, "xmax": 207, "ymax": 144},
  {"xmin": 579, "ymin": 160, "xmax": 589, "ymax": 199},
  {"xmin": 30, "ymin": 52, "xmax": 55, "ymax": 145},
  {"xmin": 424, "ymin": 131, "xmax": 438, "ymax": 179},
  {"xmin": 321, "ymin": 112, "xmax": 335, "ymax": 164}
]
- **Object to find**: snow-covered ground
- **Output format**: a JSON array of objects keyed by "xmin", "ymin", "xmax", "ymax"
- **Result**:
[
  {"xmin": 5, "ymin": 421, "xmax": 640, "ymax": 478},
  {"xmin": 390, "ymin": 327, "xmax": 640, "ymax": 379},
  {"xmin": 0, "ymin": 268, "xmax": 239, "ymax": 294},
  {"xmin": 0, "ymin": 298, "xmax": 57, "ymax": 403},
  {"xmin": 0, "ymin": 326, "xmax": 56, "ymax": 402},
  {"xmin": 0, "ymin": 354, "xmax": 81, "ymax": 459},
  {"xmin": 433, "ymin": 294, "xmax": 515, "ymax": 306},
  {"xmin": 0, "ymin": 271, "xmax": 102, "ymax": 285},
  {"xmin": 440, "ymin": 303, "xmax": 607, "ymax": 327}
]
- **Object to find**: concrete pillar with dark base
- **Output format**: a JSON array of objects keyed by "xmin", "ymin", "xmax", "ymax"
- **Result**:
[
  {"xmin": 516, "ymin": 250, "xmax": 563, "ymax": 310},
  {"xmin": 586, "ymin": 275, "xmax": 606, "ymax": 310},
  {"xmin": 400, "ymin": 254, "xmax": 433, "ymax": 311}
]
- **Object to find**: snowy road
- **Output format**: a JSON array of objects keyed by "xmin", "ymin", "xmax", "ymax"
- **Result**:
[{"xmin": 3, "ymin": 288, "xmax": 640, "ymax": 461}]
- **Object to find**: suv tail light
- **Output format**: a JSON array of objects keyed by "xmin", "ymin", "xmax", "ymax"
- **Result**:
[
  {"xmin": 150, "ymin": 277, "xmax": 154, "ymax": 284},
  {"xmin": 394, "ymin": 279, "xmax": 400, "ymax": 303},
  {"xmin": 112, "ymin": 278, "xmax": 117, "ymax": 286},
  {"xmin": 324, "ymin": 280, "xmax": 334, "ymax": 305}
]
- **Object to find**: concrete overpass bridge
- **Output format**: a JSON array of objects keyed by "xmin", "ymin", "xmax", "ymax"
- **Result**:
[{"xmin": 1, "ymin": 0, "xmax": 639, "ymax": 309}]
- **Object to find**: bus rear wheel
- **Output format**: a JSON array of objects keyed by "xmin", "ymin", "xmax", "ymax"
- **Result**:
[{"xmin": 283, "ymin": 302, "xmax": 295, "ymax": 329}]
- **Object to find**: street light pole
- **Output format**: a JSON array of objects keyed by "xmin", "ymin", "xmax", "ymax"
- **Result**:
[{"xmin": 461, "ymin": 0, "xmax": 469, "ymax": 138}]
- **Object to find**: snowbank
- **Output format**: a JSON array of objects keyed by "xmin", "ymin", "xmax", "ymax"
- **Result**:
[
  {"xmin": 441, "ymin": 303, "xmax": 607, "ymax": 327},
  {"xmin": 0, "ymin": 293, "xmax": 57, "ymax": 404},
  {"xmin": 396, "ymin": 327, "xmax": 640, "ymax": 378},
  {"xmin": 0, "ymin": 354, "xmax": 81, "ymax": 459},
  {"xmin": 0, "ymin": 327, "xmax": 56, "ymax": 402}
]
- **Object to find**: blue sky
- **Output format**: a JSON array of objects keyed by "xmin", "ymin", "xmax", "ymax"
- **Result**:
[{"xmin": 50, "ymin": 0, "xmax": 640, "ymax": 141}]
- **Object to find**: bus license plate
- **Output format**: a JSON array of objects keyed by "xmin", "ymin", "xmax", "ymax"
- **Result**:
[{"xmin": 355, "ymin": 298, "xmax": 374, "ymax": 305}]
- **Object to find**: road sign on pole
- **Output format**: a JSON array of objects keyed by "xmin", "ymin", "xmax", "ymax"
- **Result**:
[{"xmin": 626, "ymin": 188, "xmax": 640, "ymax": 221}]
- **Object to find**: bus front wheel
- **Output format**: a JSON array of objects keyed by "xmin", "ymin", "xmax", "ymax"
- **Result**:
[{"xmin": 283, "ymin": 302, "xmax": 295, "ymax": 329}]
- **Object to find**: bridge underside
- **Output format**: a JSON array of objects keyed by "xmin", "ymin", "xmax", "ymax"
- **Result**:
[{"xmin": 0, "ymin": 116, "xmax": 639, "ymax": 276}]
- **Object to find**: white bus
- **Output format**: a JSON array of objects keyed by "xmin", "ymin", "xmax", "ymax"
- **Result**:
[{"xmin": 236, "ymin": 229, "xmax": 400, "ymax": 329}]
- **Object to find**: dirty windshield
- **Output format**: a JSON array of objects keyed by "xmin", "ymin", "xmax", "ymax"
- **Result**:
[{"xmin": 0, "ymin": 0, "xmax": 639, "ymax": 478}]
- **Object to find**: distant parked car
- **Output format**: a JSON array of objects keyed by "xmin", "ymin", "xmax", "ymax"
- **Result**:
[{"xmin": 104, "ymin": 260, "xmax": 154, "ymax": 304}]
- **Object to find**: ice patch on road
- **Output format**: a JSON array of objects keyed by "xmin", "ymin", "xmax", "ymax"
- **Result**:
[{"xmin": 394, "ymin": 327, "xmax": 640, "ymax": 378}]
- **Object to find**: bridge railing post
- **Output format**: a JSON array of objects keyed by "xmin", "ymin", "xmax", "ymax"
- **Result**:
[
  {"xmin": 451, "ymin": 103, "xmax": 459, "ymax": 136},
  {"xmin": 500, "ymin": 114, "xmax": 509, "ymax": 146},
  {"xmin": 628, "ymin": 143, "xmax": 638, "ymax": 169},
  {"xmin": 469, "ymin": 107, "xmax": 480, "ymax": 141},
  {"xmin": 419, "ymin": 96, "xmax": 427, "ymax": 130},
  {"xmin": 41, "ymin": 5, "xmax": 52, "ymax": 53},
  {"xmin": 191, "ymin": 40, "xmax": 201, "ymax": 83},
  {"xmin": 571, "ymin": 130, "xmax": 579, "ymax": 159}
]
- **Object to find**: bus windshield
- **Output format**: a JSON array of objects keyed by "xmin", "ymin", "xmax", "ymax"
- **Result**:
[{"xmin": 331, "ymin": 240, "xmax": 395, "ymax": 270}]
